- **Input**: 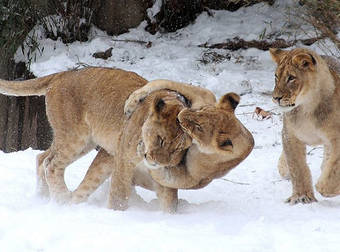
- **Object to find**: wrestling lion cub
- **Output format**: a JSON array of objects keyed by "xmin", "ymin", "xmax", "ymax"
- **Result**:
[
  {"xmin": 0, "ymin": 67, "xmax": 193, "ymax": 203},
  {"xmin": 72, "ymin": 80, "xmax": 254, "ymax": 212},
  {"xmin": 270, "ymin": 48, "xmax": 340, "ymax": 204},
  {"xmin": 115, "ymin": 81, "xmax": 254, "ymax": 211},
  {"xmin": 72, "ymin": 89, "xmax": 193, "ymax": 211}
]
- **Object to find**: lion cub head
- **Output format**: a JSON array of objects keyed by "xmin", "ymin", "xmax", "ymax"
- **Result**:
[
  {"xmin": 269, "ymin": 48, "xmax": 324, "ymax": 111},
  {"xmin": 178, "ymin": 93, "xmax": 254, "ymax": 157},
  {"xmin": 141, "ymin": 94, "xmax": 192, "ymax": 169}
]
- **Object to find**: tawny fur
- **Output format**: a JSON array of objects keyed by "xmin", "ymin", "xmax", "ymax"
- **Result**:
[
  {"xmin": 124, "ymin": 79, "xmax": 217, "ymax": 117},
  {"xmin": 270, "ymin": 48, "xmax": 340, "ymax": 204}
]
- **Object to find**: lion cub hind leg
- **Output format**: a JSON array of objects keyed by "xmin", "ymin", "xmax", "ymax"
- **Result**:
[
  {"xmin": 315, "ymin": 144, "xmax": 340, "ymax": 197},
  {"xmin": 36, "ymin": 149, "xmax": 51, "ymax": 198},
  {"xmin": 72, "ymin": 149, "xmax": 113, "ymax": 203},
  {"xmin": 44, "ymin": 149, "xmax": 72, "ymax": 203},
  {"xmin": 45, "ymin": 138, "xmax": 94, "ymax": 203}
]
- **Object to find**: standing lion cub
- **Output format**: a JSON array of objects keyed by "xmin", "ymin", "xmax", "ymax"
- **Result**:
[
  {"xmin": 270, "ymin": 48, "xmax": 340, "ymax": 204},
  {"xmin": 0, "ymin": 67, "xmax": 191, "ymax": 204}
]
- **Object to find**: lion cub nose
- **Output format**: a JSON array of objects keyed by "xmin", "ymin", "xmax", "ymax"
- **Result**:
[{"xmin": 272, "ymin": 96, "xmax": 283, "ymax": 104}]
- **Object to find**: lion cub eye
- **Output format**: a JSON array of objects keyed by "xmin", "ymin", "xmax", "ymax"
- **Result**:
[
  {"xmin": 220, "ymin": 139, "xmax": 233, "ymax": 147},
  {"xmin": 157, "ymin": 136, "xmax": 165, "ymax": 147},
  {"xmin": 194, "ymin": 123, "xmax": 203, "ymax": 132},
  {"xmin": 287, "ymin": 75, "xmax": 296, "ymax": 82}
]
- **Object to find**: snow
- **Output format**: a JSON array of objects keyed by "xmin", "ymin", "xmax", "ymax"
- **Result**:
[{"xmin": 2, "ymin": 1, "xmax": 340, "ymax": 251}]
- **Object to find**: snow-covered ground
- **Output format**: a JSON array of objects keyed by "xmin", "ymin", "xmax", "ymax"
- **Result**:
[{"xmin": 2, "ymin": 1, "xmax": 340, "ymax": 251}]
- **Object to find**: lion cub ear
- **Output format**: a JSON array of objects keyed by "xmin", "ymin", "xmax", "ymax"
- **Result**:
[
  {"xmin": 292, "ymin": 53, "xmax": 317, "ymax": 71},
  {"xmin": 217, "ymin": 92, "xmax": 240, "ymax": 112},
  {"xmin": 152, "ymin": 97, "xmax": 166, "ymax": 114},
  {"xmin": 269, "ymin": 48, "xmax": 287, "ymax": 64}
]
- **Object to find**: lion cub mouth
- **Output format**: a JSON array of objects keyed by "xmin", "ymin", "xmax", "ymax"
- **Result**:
[
  {"xmin": 275, "ymin": 105, "xmax": 296, "ymax": 113},
  {"xmin": 272, "ymin": 99, "xmax": 296, "ymax": 113},
  {"xmin": 143, "ymin": 157, "xmax": 163, "ymax": 170}
]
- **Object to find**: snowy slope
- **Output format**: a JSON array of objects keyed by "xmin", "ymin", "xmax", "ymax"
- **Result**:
[{"xmin": 2, "ymin": 1, "xmax": 340, "ymax": 251}]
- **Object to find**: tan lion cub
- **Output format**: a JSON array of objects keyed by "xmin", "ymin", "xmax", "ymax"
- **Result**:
[
  {"xmin": 72, "ymin": 89, "xmax": 193, "ymax": 211},
  {"xmin": 74, "ymin": 80, "xmax": 254, "ymax": 212},
  {"xmin": 0, "ymin": 68, "xmax": 191, "ymax": 203},
  {"xmin": 270, "ymin": 48, "xmax": 340, "ymax": 204},
  {"xmin": 124, "ymin": 80, "xmax": 254, "ymax": 190},
  {"xmin": 117, "ymin": 81, "xmax": 254, "ymax": 212}
]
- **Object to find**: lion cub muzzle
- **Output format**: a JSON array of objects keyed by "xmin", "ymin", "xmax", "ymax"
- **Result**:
[{"xmin": 143, "ymin": 155, "xmax": 163, "ymax": 170}]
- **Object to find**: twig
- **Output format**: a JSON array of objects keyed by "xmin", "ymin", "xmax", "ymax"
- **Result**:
[
  {"xmin": 220, "ymin": 178, "xmax": 250, "ymax": 185},
  {"xmin": 112, "ymin": 39, "xmax": 150, "ymax": 45},
  {"xmin": 72, "ymin": 62, "xmax": 93, "ymax": 70},
  {"xmin": 238, "ymin": 103, "xmax": 256, "ymax": 107},
  {"xmin": 271, "ymin": 179, "xmax": 284, "ymax": 184},
  {"xmin": 236, "ymin": 112, "xmax": 254, "ymax": 116},
  {"xmin": 260, "ymin": 91, "xmax": 273, "ymax": 96},
  {"xmin": 236, "ymin": 110, "xmax": 280, "ymax": 116},
  {"xmin": 72, "ymin": 55, "xmax": 100, "ymax": 70},
  {"xmin": 266, "ymin": 108, "xmax": 280, "ymax": 116},
  {"xmin": 199, "ymin": 36, "xmax": 325, "ymax": 51}
]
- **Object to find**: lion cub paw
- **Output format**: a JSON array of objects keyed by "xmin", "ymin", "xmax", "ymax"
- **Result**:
[
  {"xmin": 108, "ymin": 197, "xmax": 129, "ymax": 211},
  {"xmin": 124, "ymin": 90, "xmax": 149, "ymax": 117},
  {"xmin": 50, "ymin": 191, "xmax": 72, "ymax": 204},
  {"xmin": 70, "ymin": 193, "xmax": 88, "ymax": 204},
  {"xmin": 285, "ymin": 193, "xmax": 317, "ymax": 205}
]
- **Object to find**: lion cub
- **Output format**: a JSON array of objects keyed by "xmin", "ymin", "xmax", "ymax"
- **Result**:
[
  {"xmin": 114, "ymin": 81, "xmax": 253, "ymax": 211},
  {"xmin": 124, "ymin": 80, "xmax": 254, "ymax": 191},
  {"xmin": 270, "ymin": 48, "xmax": 340, "ymax": 204},
  {"xmin": 72, "ymin": 90, "xmax": 192, "ymax": 212},
  {"xmin": 72, "ymin": 81, "xmax": 254, "ymax": 212},
  {"xmin": 0, "ymin": 67, "xmax": 188, "ymax": 204}
]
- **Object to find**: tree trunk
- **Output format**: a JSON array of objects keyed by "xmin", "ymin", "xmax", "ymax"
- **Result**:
[
  {"xmin": 0, "ymin": 53, "xmax": 52, "ymax": 152},
  {"xmin": 159, "ymin": 0, "xmax": 202, "ymax": 32}
]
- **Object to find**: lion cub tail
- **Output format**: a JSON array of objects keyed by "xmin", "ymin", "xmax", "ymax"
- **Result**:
[{"xmin": 0, "ymin": 73, "xmax": 56, "ymax": 96}]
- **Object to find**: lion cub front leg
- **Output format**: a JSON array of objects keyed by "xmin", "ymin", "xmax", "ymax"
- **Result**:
[
  {"xmin": 124, "ymin": 79, "xmax": 216, "ymax": 117},
  {"xmin": 282, "ymin": 126, "xmax": 317, "ymax": 204},
  {"xmin": 154, "ymin": 183, "xmax": 178, "ymax": 213},
  {"xmin": 108, "ymin": 160, "xmax": 134, "ymax": 211}
]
